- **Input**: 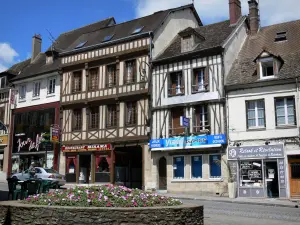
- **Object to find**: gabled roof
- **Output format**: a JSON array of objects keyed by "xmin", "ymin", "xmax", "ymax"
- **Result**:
[
  {"xmin": 11, "ymin": 17, "xmax": 115, "ymax": 82},
  {"xmin": 226, "ymin": 19, "xmax": 300, "ymax": 88},
  {"xmin": 153, "ymin": 17, "xmax": 245, "ymax": 62},
  {"xmin": 61, "ymin": 4, "xmax": 202, "ymax": 55}
]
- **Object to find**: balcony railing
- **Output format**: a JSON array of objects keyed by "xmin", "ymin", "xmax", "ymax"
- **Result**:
[{"xmin": 168, "ymin": 86, "xmax": 185, "ymax": 97}]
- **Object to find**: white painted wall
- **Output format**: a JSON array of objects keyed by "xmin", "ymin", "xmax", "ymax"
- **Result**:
[
  {"xmin": 152, "ymin": 8, "xmax": 199, "ymax": 59},
  {"xmin": 14, "ymin": 72, "xmax": 60, "ymax": 109},
  {"xmin": 227, "ymin": 83, "xmax": 300, "ymax": 142},
  {"xmin": 223, "ymin": 18, "xmax": 248, "ymax": 78}
]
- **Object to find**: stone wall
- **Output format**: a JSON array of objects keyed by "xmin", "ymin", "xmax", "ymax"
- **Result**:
[{"xmin": 0, "ymin": 201, "xmax": 203, "ymax": 225}]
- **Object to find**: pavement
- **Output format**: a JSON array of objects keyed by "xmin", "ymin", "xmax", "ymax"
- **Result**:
[{"xmin": 162, "ymin": 192, "xmax": 300, "ymax": 208}]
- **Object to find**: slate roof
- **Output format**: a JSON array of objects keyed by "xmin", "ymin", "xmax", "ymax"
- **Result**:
[
  {"xmin": 11, "ymin": 17, "xmax": 114, "ymax": 81},
  {"xmin": 0, "ymin": 59, "xmax": 31, "ymax": 79},
  {"xmin": 226, "ymin": 19, "xmax": 300, "ymax": 88},
  {"xmin": 62, "ymin": 4, "xmax": 201, "ymax": 54},
  {"xmin": 154, "ymin": 18, "xmax": 244, "ymax": 62}
]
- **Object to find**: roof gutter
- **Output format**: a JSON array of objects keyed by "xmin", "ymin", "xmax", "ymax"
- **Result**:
[{"xmin": 59, "ymin": 32, "xmax": 151, "ymax": 57}]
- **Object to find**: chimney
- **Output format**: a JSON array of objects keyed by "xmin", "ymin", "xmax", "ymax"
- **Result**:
[
  {"xmin": 248, "ymin": 0, "xmax": 259, "ymax": 35},
  {"xmin": 31, "ymin": 34, "xmax": 42, "ymax": 62},
  {"xmin": 229, "ymin": 0, "xmax": 242, "ymax": 25}
]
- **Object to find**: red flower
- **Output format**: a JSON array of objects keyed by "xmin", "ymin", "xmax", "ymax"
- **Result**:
[{"xmin": 106, "ymin": 202, "xmax": 112, "ymax": 207}]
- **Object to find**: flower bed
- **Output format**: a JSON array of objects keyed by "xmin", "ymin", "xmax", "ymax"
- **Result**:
[{"xmin": 23, "ymin": 184, "xmax": 182, "ymax": 207}]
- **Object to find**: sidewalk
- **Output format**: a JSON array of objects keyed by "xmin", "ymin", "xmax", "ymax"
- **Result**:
[{"xmin": 161, "ymin": 192, "xmax": 300, "ymax": 208}]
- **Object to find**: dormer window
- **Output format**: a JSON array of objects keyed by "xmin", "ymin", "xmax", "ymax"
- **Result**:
[
  {"xmin": 46, "ymin": 56, "xmax": 53, "ymax": 64},
  {"xmin": 257, "ymin": 56, "xmax": 281, "ymax": 79},
  {"xmin": 181, "ymin": 35, "xmax": 193, "ymax": 53},
  {"xmin": 275, "ymin": 31, "xmax": 287, "ymax": 42}
]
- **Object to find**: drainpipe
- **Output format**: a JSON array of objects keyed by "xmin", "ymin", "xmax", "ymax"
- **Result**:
[
  {"xmin": 148, "ymin": 32, "xmax": 153, "ymax": 141},
  {"xmin": 296, "ymin": 78, "xmax": 300, "ymax": 139}
]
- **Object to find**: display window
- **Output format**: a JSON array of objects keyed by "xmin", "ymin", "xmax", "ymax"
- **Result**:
[
  {"xmin": 240, "ymin": 161, "xmax": 263, "ymax": 187},
  {"xmin": 173, "ymin": 156, "xmax": 184, "ymax": 179},
  {"xmin": 191, "ymin": 155, "xmax": 202, "ymax": 178},
  {"xmin": 209, "ymin": 154, "xmax": 221, "ymax": 178}
]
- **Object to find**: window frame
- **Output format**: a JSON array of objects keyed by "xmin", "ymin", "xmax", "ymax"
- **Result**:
[
  {"xmin": 88, "ymin": 106, "xmax": 99, "ymax": 130},
  {"xmin": 72, "ymin": 109, "xmax": 82, "ymax": 131},
  {"xmin": 172, "ymin": 155, "xmax": 185, "ymax": 179},
  {"xmin": 190, "ymin": 155, "xmax": 203, "ymax": 179},
  {"xmin": 168, "ymin": 71, "xmax": 184, "ymax": 97},
  {"xmin": 19, "ymin": 84, "xmax": 26, "ymax": 100},
  {"xmin": 274, "ymin": 96, "xmax": 296, "ymax": 127},
  {"xmin": 246, "ymin": 99, "xmax": 266, "ymax": 130},
  {"xmin": 259, "ymin": 57, "xmax": 277, "ymax": 79},
  {"xmin": 0, "ymin": 77, "xmax": 7, "ymax": 89},
  {"xmin": 208, "ymin": 154, "xmax": 222, "ymax": 179},
  {"xmin": 106, "ymin": 64, "xmax": 117, "ymax": 88},
  {"xmin": 88, "ymin": 67, "xmax": 99, "ymax": 91},
  {"xmin": 32, "ymin": 81, "xmax": 41, "ymax": 98},
  {"xmin": 193, "ymin": 104, "xmax": 210, "ymax": 134},
  {"xmin": 192, "ymin": 67, "xmax": 209, "ymax": 93},
  {"xmin": 125, "ymin": 101, "xmax": 137, "ymax": 126},
  {"xmin": 106, "ymin": 104, "xmax": 118, "ymax": 128},
  {"xmin": 72, "ymin": 71, "xmax": 82, "ymax": 93},
  {"xmin": 47, "ymin": 77, "xmax": 56, "ymax": 95},
  {"xmin": 169, "ymin": 107, "xmax": 185, "ymax": 136},
  {"xmin": 124, "ymin": 59, "xmax": 136, "ymax": 84}
]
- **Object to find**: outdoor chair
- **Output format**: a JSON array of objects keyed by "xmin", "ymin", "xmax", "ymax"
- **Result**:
[{"xmin": 7, "ymin": 177, "xmax": 21, "ymax": 200}]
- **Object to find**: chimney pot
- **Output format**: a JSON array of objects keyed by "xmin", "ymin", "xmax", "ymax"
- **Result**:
[
  {"xmin": 229, "ymin": 0, "xmax": 242, "ymax": 25},
  {"xmin": 248, "ymin": 0, "xmax": 260, "ymax": 35},
  {"xmin": 31, "ymin": 34, "xmax": 42, "ymax": 62}
]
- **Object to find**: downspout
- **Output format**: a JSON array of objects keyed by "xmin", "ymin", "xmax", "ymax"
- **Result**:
[
  {"xmin": 148, "ymin": 32, "xmax": 153, "ymax": 141},
  {"xmin": 296, "ymin": 78, "xmax": 300, "ymax": 139},
  {"xmin": 221, "ymin": 51, "xmax": 229, "ymax": 149}
]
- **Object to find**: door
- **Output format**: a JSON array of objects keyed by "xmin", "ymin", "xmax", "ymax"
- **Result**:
[
  {"xmin": 264, "ymin": 161, "xmax": 279, "ymax": 198},
  {"xmin": 289, "ymin": 159, "xmax": 300, "ymax": 198},
  {"xmin": 158, "ymin": 157, "xmax": 167, "ymax": 190}
]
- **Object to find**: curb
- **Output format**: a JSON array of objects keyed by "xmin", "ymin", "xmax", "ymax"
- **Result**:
[{"xmin": 169, "ymin": 196, "xmax": 299, "ymax": 209}]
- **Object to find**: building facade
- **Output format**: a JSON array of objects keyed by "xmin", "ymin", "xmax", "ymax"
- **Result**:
[
  {"xmin": 148, "ymin": 0, "xmax": 248, "ymax": 194},
  {"xmin": 226, "ymin": 1, "xmax": 300, "ymax": 198},
  {"xmin": 59, "ymin": 5, "xmax": 201, "ymax": 187}
]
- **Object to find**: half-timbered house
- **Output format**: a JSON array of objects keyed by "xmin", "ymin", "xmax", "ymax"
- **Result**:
[
  {"xmin": 59, "ymin": 4, "xmax": 202, "ymax": 188},
  {"xmin": 149, "ymin": 0, "xmax": 248, "ymax": 194}
]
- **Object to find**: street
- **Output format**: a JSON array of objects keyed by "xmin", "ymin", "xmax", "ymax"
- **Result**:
[{"xmin": 183, "ymin": 199, "xmax": 300, "ymax": 225}]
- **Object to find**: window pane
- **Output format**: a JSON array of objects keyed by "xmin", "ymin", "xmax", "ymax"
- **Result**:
[
  {"xmin": 288, "ymin": 115, "xmax": 295, "ymax": 125},
  {"xmin": 209, "ymin": 155, "xmax": 221, "ymax": 177},
  {"xmin": 247, "ymin": 109, "xmax": 255, "ymax": 119},
  {"xmin": 277, "ymin": 116, "xmax": 285, "ymax": 125},
  {"xmin": 248, "ymin": 119, "xmax": 256, "ymax": 128},
  {"xmin": 191, "ymin": 156, "xmax": 202, "ymax": 178},
  {"xmin": 276, "ymin": 107, "xmax": 285, "ymax": 116},
  {"xmin": 173, "ymin": 156, "xmax": 184, "ymax": 179},
  {"xmin": 248, "ymin": 101, "xmax": 255, "ymax": 110}
]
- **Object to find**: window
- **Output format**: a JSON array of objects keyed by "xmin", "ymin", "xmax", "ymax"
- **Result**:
[
  {"xmin": 32, "ymin": 82, "xmax": 40, "ymax": 97},
  {"xmin": 209, "ymin": 155, "xmax": 221, "ymax": 178},
  {"xmin": 48, "ymin": 77, "xmax": 56, "ymax": 94},
  {"xmin": 107, "ymin": 64, "xmax": 117, "ymax": 87},
  {"xmin": 107, "ymin": 104, "xmax": 117, "ymax": 127},
  {"xmin": 103, "ymin": 35, "xmax": 114, "ymax": 42},
  {"xmin": 275, "ymin": 31, "xmax": 287, "ymax": 42},
  {"xmin": 75, "ymin": 41, "xmax": 87, "ymax": 49},
  {"xmin": 173, "ymin": 156, "xmax": 184, "ymax": 179},
  {"xmin": 169, "ymin": 107, "xmax": 185, "ymax": 136},
  {"xmin": 88, "ymin": 107, "xmax": 99, "ymax": 129},
  {"xmin": 168, "ymin": 71, "xmax": 184, "ymax": 96},
  {"xmin": 89, "ymin": 68, "xmax": 99, "ymax": 90},
  {"xmin": 240, "ymin": 161, "xmax": 263, "ymax": 187},
  {"xmin": 181, "ymin": 35, "xmax": 193, "ymax": 53},
  {"xmin": 72, "ymin": 71, "xmax": 82, "ymax": 93},
  {"xmin": 291, "ymin": 163, "xmax": 300, "ymax": 179},
  {"xmin": 124, "ymin": 60, "xmax": 136, "ymax": 84},
  {"xmin": 192, "ymin": 68, "xmax": 209, "ymax": 92},
  {"xmin": 246, "ymin": 100, "xmax": 265, "ymax": 129},
  {"xmin": 125, "ymin": 102, "xmax": 137, "ymax": 126},
  {"xmin": 191, "ymin": 155, "xmax": 202, "ymax": 179},
  {"xmin": 0, "ymin": 108, "xmax": 4, "ymax": 122},
  {"xmin": 72, "ymin": 109, "xmax": 82, "ymax": 131},
  {"xmin": 0, "ymin": 77, "xmax": 6, "ymax": 89},
  {"xmin": 132, "ymin": 26, "xmax": 144, "ymax": 35},
  {"xmin": 275, "ymin": 97, "xmax": 296, "ymax": 126},
  {"xmin": 0, "ymin": 92, "xmax": 8, "ymax": 101},
  {"xmin": 19, "ymin": 85, "xmax": 26, "ymax": 100},
  {"xmin": 193, "ymin": 105, "xmax": 209, "ymax": 133}
]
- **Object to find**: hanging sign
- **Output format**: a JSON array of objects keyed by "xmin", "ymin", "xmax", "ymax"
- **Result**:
[
  {"xmin": 0, "ymin": 135, "xmax": 8, "ymax": 145},
  {"xmin": 50, "ymin": 125, "xmax": 60, "ymax": 143},
  {"xmin": 62, "ymin": 144, "xmax": 112, "ymax": 152}
]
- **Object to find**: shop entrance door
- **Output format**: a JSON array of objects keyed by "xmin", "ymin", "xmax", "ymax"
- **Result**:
[
  {"xmin": 158, "ymin": 157, "xmax": 167, "ymax": 190},
  {"xmin": 79, "ymin": 154, "xmax": 91, "ymax": 184},
  {"xmin": 289, "ymin": 159, "xmax": 300, "ymax": 198},
  {"xmin": 264, "ymin": 161, "xmax": 279, "ymax": 198}
]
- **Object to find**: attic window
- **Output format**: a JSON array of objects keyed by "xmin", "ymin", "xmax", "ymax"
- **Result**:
[
  {"xmin": 275, "ymin": 32, "xmax": 287, "ymax": 42},
  {"xmin": 181, "ymin": 35, "xmax": 193, "ymax": 53},
  {"xmin": 132, "ymin": 26, "xmax": 144, "ymax": 35},
  {"xmin": 258, "ymin": 57, "xmax": 280, "ymax": 79},
  {"xmin": 103, "ymin": 34, "xmax": 114, "ymax": 42},
  {"xmin": 75, "ymin": 41, "xmax": 87, "ymax": 49}
]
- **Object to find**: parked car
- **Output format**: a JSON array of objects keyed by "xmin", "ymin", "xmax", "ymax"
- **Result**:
[{"xmin": 11, "ymin": 167, "xmax": 66, "ymax": 187}]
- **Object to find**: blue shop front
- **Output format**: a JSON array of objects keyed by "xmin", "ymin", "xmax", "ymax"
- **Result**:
[{"xmin": 150, "ymin": 134, "xmax": 228, "ymax": 194}]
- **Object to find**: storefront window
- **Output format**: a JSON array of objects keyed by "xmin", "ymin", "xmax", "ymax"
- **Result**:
[
  {"xmin": 209, "ymin": 155, "xmax": 221, "ymax": 178},
  {"xmin": 173, "ymin": 156, "xmax": 184, "ymax": 179},
  {"xmin": 0, "ymin": 153, "xmax": 3, "ymax": 171},
  {"xmin": 11, "ymin": 155, "xmax": 20, "ymax": 174},
  {"xmin": 191, "ymin": 155, "xmax": 202, "ymax": 178},
  {"xmin": 240, "ymin": 161, "xmax": 263, "ymax": 187}
]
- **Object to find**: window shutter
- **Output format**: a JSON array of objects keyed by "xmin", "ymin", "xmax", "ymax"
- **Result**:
[
  {"xmin": 256, "ymin": 62, "xmax": 261, "ymax": 76},
  {"xmin": 274, "ymin": 98, "xmax": 278, "ymax": 126},
  {"xmin": 181, "ymin": 72, "xmax": 184, "ymax": 94},
  {"xmin": 245, "ymin": 101, "xmax": 249, "ymax": 129},
  {"xmin": 204, "ymin": 67, "xmax": 209, "ymax": 91},
  {"xmin": 133, "ymin": 60, "xmax": 136, "ymax": 82}
]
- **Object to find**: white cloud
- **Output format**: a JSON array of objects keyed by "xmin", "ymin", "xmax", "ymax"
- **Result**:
[
  {"xmin": 0, "ymin": 43, "xmax": 19, "ymax": 72},
  {"xmin": 135, "ymin": 0, "xmax": 300, "ymax": 26}
]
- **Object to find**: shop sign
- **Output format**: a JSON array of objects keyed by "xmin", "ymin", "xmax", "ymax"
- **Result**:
[
  {"xmin": 17, "ymin": 133, "xmax": 46, "ymax": 152},
  {"xmin": 62, "ymin": 144, "xmax": 112, "ymax": 152},
  {"xmin": 228, "ymin": 144, "xmax": 284, "ymax": 160},
  {"xmin": 278, "ymin": 158, "xmax": 286, "ymax": 188},
  {"xmin": 150, "ymin": 134, "xmax": 226, "ymax": 149},
  {"xmin": 0, "ymin": 135, "xmax": 8, "ymax": 145},
  {"xmin": 50, "ymin": 126, "xmax": 60, "ymax": 143}
]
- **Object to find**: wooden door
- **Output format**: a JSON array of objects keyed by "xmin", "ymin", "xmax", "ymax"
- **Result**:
[
  {"xmin": 289, "ymin": 159, "xmax": 300, "ymax": 198},
  {"xmin": 158, "ymin": 157, "xmax": 167, "ymax": 190}
]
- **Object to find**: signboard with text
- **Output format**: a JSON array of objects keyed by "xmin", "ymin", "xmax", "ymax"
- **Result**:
[
  {"xmin": 62, "ymin": 144, "xmax": 112, "ymax": 153},
  {"xmin": 50, "ymin": 126, "xmax": 60, "ymax": 143},
  {"xmin": 150, "ymin": 134, "xmax": 226, "ymax": 150}
]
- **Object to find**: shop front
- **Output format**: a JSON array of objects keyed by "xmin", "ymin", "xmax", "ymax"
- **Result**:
[
  {"xmin": 0, "ymin": 134, "xmax": 8, "ymax": 173},
  {"xmin": 228, "ymin": 144, "xmax": 287, "ymax": 198},
  {"xmin": 62, "ymin": 144, "xmax": 113, "ymax": 184},
  {"xmin": 10, "ymin": 106, "xmax": 58, "ymax": 174},
  {"xmin": 150, "ymin": 134, "xmax": 227, "ymax": 194}
]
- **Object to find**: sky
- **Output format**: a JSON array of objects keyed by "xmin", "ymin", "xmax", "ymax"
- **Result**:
[{"xmin": 0, "ymin": 0, "xmax": 299, "ymax": 72}]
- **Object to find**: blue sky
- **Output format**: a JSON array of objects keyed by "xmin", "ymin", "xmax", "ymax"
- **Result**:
[{"xmin": 0, "ymin": 0, "xmax": 299, "ymax": 72}]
